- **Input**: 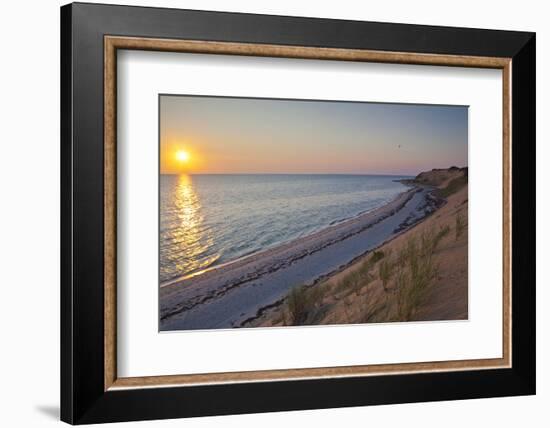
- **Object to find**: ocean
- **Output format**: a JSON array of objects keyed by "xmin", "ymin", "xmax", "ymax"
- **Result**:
[{"xmin": 159, "ymin": 174, "xmax": 411, "ymax": 284}]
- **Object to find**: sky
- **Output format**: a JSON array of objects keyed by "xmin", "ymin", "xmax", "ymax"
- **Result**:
[{"xmin": 160, "ymin": 95, "xmax": 468, "ymax": 176}]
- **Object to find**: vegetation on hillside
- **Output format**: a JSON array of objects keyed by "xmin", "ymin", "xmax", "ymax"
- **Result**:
[{"xmin": 436, "ymin": 174, "xmax": 468, "ymax": 198}]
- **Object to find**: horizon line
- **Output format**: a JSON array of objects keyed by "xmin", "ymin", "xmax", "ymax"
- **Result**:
[
  {"xmin": 160, "ymin": 167, "xmax": 467, "ymax": 176},
  {"xmin": 160, "ymin": 172, "xmax": 417, "ymax": 176}
]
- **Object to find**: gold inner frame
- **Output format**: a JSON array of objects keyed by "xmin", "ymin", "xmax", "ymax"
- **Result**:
[{"xmin": 104, "ymin": 35, "xmax": 512, "ymax": 391}]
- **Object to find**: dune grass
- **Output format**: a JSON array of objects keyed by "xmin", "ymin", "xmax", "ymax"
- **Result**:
[
  {"xmin": 283, "ymin": 250, "xmax": 386, "ymax": 325},
  {"xmin": 379, "ymin": 258, "xmax": 392, "ymax": 292},
  {"xmin": 394, "ymin": 230, "xmax": 440, "ymax": 321},
  {"xmin": 286, "ymin": 285, "xmax": 310, "ymax": 325}
]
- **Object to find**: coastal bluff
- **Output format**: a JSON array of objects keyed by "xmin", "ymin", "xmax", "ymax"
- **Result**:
[{"xmin": 413, "ymin": 166, "xmax": 468, "ymax": 188}]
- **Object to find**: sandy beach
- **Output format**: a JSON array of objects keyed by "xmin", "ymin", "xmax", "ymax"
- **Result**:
[{"xmin": 160, "ymin": 178, "xmax": 448, "ymax": 331}]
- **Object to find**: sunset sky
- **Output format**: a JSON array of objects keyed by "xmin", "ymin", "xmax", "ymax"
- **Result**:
[{"xmin": 160, "ymin": 95, "xmax": 468, "ymax": 176}]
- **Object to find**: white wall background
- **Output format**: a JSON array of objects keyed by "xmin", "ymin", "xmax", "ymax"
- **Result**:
[{"xmin": 0, "ymin": 0, "xmax": 545, "ymax": 426}]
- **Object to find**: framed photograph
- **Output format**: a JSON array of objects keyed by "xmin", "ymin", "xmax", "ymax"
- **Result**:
[{"xmin": 61, "ymin": 2, "xmax": 535, "ymax": 424}]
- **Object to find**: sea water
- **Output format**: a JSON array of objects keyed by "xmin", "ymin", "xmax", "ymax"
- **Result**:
[{"xmin": 160, "ymin": 174, "xmax": 410, "ymax": 284}]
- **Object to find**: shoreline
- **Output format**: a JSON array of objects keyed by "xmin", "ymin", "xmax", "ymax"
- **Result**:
[
  {"xmin": 160, "ymin": 184, "xmax": 444, "ymax": 330},
  {"xmin": 161, "ymin": 186, "xmax": 415, "ymax": 288},
  {"xmin": 160, "ymin": 185, "xmax": 415, "ymax": 288}
]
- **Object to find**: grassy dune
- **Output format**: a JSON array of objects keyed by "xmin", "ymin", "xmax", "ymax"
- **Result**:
[{"xmin": 248, "ymin": 167, "xmax": 468, "ymax": 327}]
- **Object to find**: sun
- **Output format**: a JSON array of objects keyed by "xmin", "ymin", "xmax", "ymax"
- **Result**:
[{"xmin": 176, "ymin": 150, "xmax": 190, "ymax": 162}]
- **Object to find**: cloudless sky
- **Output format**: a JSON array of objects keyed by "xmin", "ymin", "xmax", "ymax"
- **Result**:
[{"xmin": 160, "ymin": 95, "xmax": 468, "ymax": 176}]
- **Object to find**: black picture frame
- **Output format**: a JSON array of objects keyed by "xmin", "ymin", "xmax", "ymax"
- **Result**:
[{"xmin": 61, "ymin": 2, "xmax": 535, "ymax": 424}]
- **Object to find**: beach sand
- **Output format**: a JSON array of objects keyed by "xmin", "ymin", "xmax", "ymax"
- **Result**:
[{"xmin": 160, "ymin": 183, "xmax": 445, "ymax": 330}]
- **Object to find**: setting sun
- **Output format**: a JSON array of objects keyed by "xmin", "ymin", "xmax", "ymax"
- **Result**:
[
  {"xmin": 160, "ymin": 142, "xmax": 205, "ymax": 174},
  {"xmin": 176, "ymin": 150, "xmax": 190, "ymax": 162}
]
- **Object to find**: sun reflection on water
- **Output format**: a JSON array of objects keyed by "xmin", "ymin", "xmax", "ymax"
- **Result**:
[{"xmin": 161, "ymin": 174, "xmax": 218, "ymax": 283}]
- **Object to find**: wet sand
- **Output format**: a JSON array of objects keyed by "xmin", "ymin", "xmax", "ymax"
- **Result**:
[{"xmin": 160, "ymin": 185, "xmax": 443, "ymax": 331}]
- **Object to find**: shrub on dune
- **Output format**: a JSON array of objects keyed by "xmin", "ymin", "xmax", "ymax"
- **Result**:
[{"xmin": 287, "ymin": 285, "xmax": 310, "ymax": 325}]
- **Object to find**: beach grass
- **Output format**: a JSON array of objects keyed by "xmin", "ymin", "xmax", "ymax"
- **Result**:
[
  {"xmin": 378, "ymin": 257, "xmax": 392, "ymax": 292},
  {"xmin": 283, "ymin": 249, "xmax": 387, "ymax": 324},
  {"xmin": 286, "ymin": 285, "xmax": 310, "ymax": 325},
  {"xmin": 338, "ymin": 250, "xmax": 383, "ymax": 295},
  {"xmin": 395, "ymin": 230, "xmax": 440, "ymax": 321}
]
